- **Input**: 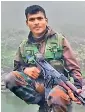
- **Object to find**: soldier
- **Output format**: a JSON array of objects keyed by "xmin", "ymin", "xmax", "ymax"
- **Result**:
[{"xmin": 5, "ymin": 5, "xmax": 82, "ymax": 112}]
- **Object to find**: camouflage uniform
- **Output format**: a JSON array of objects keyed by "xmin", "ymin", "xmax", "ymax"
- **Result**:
[{"xmin": 5, "ymin": 26, "xmax": 82, "ymax": 112}]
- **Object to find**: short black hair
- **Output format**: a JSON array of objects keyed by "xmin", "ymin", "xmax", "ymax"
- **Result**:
[{"xmin": 25, "ymin": 5, "xmax": 46, "ymax": 19}]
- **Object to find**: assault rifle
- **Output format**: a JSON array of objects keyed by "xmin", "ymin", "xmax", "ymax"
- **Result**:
[
  {"xmin": 34, "ymin": 53, "xmax": 85, "ymax": 105},
  {"xmin": 26, "ymin": 53, "xmax": 85, "ymax": 105}
]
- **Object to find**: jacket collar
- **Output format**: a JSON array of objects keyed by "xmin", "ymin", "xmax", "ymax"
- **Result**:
[{"xmin": 28, "ymin": 26, "xmax": 56, "ymax": 43}]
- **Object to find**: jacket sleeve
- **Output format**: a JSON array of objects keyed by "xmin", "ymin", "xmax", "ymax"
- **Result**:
[
  {"xmin": 62, "ymin": 37, "xmax": 82, "ymax": 89},
  {"xmin": 13, "ymin": 47, "xmax": 25, "ymax": 71}
]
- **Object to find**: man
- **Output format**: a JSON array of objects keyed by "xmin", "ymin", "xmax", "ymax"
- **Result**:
[{"xmin": 5, "ymin": 5, "xmax": 82, "ymax": 112}]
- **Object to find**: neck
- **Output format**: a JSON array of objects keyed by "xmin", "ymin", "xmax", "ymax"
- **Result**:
[
  {"xmin": 33, "ymin": 29, "xmax": 47, "ymax": 39},
  {"xmin": 31, "ymin": 29, "xmax": 47, "ymax": 43}
]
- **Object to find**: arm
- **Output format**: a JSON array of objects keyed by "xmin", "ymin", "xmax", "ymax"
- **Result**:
[
  {"xmin": 13, "ymin": 47, "xmax": 25, "ymax": 71},
  {"xmin": 62, "ymin": 37, "xmax": 82, "ymax": 89},
  {"xmin": 13, "ymin": 40, "xmax": 40, "ymax": 79}
]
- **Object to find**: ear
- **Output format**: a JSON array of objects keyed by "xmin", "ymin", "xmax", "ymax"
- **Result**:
[
  {"xmin": 45, "ymin": 18, "xmax": 48, "ymax": 23},
  {"xmin": 26, "ymin": 19, "xmax": 28, "ymax": 26}
]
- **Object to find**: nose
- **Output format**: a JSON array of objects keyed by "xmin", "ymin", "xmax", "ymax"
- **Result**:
[{"xmin": 34, "ymin": 19, "xmax": 39, "ymax": 25}]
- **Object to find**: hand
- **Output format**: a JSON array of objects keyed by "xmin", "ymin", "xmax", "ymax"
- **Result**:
[
  {"xmin": 68, "ymin": 89, "xmax": 82, "ymax": 105},
  {"xmin": 47, "ymin": 86, "xmax": 71, "ymax": 107},
  {"xmin": 76, "ymin": 89, "xmax": 82, "ymax": 104},
  {"xmin": 24, "ymin": 67, "xmax": 40, "ymax": 79},
  {"xmin": 35, "ymin": 82, "xmax": 44, "ymax": 94}
]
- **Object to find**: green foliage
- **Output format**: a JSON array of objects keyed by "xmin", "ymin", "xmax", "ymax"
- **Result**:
[
  {"xmin": 1, "ymin": 49, "xmax": 16, "ymax": 70},
  {"xmin": 1, "ymin": 29, "xmax": 27, "ymax": 72}
]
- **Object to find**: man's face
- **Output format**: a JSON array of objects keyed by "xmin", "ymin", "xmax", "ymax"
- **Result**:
[{"xmin": 26, "ymin": 11, "xmax": 48, "ymax": 37}]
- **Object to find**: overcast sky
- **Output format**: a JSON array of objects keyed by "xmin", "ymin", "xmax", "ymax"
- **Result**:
[{"xmin": 1, "ymin": 1, "xmax": 85, "ymax": 34}]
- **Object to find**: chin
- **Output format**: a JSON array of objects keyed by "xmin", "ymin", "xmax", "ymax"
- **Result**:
[
  {"xmin": 33, "ymin": 29, "xmax": 46, "ymax": 37},
  {"xmin": 34, "ymin": 32, "xmax": 43, "ymax": 36}
]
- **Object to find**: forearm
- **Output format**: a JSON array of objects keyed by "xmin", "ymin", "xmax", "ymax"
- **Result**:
[
  {"xmin": 13, "ymin": 47, "xmax": 27, "ymax": 71},
  {"xmin": 63, "ymin": 37, "xmax": 82, "ymax": 89}
]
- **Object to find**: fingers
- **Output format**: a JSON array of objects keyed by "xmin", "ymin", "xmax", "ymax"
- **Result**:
[
  {"xmin": 68, "ymin": 89, "xmax": 82, "ymax": 105},
  {"xmin": 76, "ymin": 89, "xmax": 82, "ymax": 94},
  {"xmin": 75, "ymin": 89, "xmax": 82, "ymax": 105},
  {"xmin": 34, "ymin": 72, "xmax": 39, "ymax": 78},
  {"xmin": 28, "ymin": 71, "xmax": 39, "ymax": 79},
  {"xmin": 76, "ymin": 100, "xmax": 81, "ymax": 105},
  {"xmin": 30, "ymin": 67, "xmax": 40, "ymax": 73},
  {"xmin": 35, "ymin": 82, "xmax": 44, "ymax": 93},
  {"xmin": 23, "ymin": 67, "xmax": 40, "ymax": 79},
  {"xmin": 34, "ymin": 67, "xmax": 41, "ymax": 73},
  {"xmin": 30, "ymin": 73, "xmax": 39, "ymax": 79},
  {"xmin": 68, "ymin": 90, "xmax": 77, "ymax": 101}
]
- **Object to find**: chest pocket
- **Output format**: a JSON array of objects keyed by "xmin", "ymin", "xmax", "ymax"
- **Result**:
[
  {"xmin": 20, "ymin": 41, "xmax": 39, "ymax": 64},
  {"xmin": 45, "ymin": 34, "xmax": 63, "ymax": 60}
]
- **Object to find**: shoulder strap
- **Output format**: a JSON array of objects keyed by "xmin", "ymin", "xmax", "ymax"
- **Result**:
[
  {"xmin": 57, "ymin": 33, "xmax": 64, "ymax": 50},
  {"xmin": 19, "ymin": 39, "xmax": 28, "ymax": 48}
]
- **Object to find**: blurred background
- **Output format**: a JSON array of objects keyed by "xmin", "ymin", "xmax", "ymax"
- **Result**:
[{"xmin": 1, "ymin": 1, "xmax": 85, "ymax": 112}]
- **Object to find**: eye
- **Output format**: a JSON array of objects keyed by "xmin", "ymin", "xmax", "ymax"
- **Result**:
[
  {"xmin": 29, "ymin": 18, "xmax": 35, "ymax": 22},
  {"xmin": 37, "ymin": 17, "xmax": 43, "ymax": 21}
]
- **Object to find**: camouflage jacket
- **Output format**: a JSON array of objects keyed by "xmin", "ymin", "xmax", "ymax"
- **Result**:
[{"xmin": 14, "ymin": 26, "xmax": 82, "ymax": 89}]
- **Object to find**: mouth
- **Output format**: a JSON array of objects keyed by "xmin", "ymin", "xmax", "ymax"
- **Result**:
[
  {"xmin": 35, "ymin": 27, "xmax": 39, "ymax": 29},
  {"xmin": 34, "ymin": 26, "xmax": 40, "ymax": 29}
]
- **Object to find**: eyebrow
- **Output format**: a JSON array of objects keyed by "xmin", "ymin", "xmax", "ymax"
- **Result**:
[{"xmin": 28, "ymin": 16, "xmax": 44, "ymax": 21}]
